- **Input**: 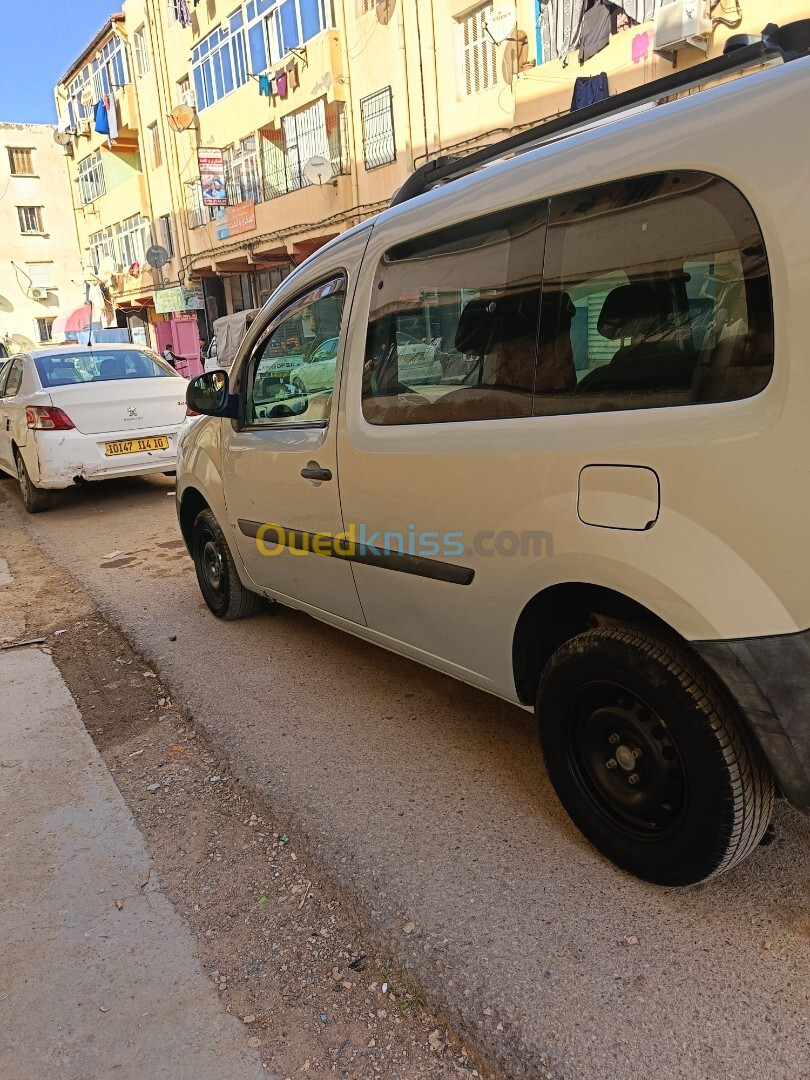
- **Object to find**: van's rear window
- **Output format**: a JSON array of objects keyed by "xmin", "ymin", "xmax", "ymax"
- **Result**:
[{"xmin": 34, "ymin": 350, "xmax": 176, "ymax": 387}]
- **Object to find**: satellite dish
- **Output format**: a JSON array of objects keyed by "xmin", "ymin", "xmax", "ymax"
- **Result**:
[
  {"xmin": 53, "ymin": 127, "xmax": 73, "ymax": 146},
  {"xmin": 303, "ymin": 155, "xmax": 333, "ymax": 187},
  {"xmin": 486, "ymin": 5, "xmax": 517, "ymax": 44},
  {"xmin": 81, "ymin": 88, "xmax": 94, "ymax": 107},
  {"xmin": 168, "ymin": 104, "xmax": 195, "ymax": 133},
  {"xmin": 146, "ymin": 245, "xmax": 170, "ymax": 269}
]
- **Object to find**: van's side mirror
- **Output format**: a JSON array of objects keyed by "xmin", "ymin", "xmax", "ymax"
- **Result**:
[{"xmin": 186, "ymin": 371, "xmax": 240, "ymax": 419}]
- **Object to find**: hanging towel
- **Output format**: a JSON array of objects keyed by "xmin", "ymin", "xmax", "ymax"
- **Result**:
[
  {"xmin": 258, "ymin": 74, "xmax": 271, "ymax": 96},
  {"xmin": 102, "ymin": 93, "xmax": 118, "ymax": 146},
  {"xmin": 571, "ymin": 72, "xmax": 609, "ymax": 110},
  {"xmin": 275, "ymin": 71, "xmax": 288, "ymax": 99},
  {"xmin": 579, "ymin": 0, "xmax": 612, "ymax": 63},
  {"xmin": 94, "ymin": 100, "xmax": 110, "ymax": 136},
  {"xmin": 286, "ymin": 59, "xmax": 300, "ymax": 91}
]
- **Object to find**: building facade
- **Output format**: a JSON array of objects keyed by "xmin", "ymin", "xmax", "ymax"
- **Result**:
[
  {"xmin": 54, "ymin": 0, "xmax": 808, "ymax": 367},
  {"xmin": 0, "ymin": 124, "xmax": 86, "ymax": 354}
]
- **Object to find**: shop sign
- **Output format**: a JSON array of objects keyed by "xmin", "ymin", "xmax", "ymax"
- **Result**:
[
  {"xmin": 198, "ymin": 149, "xmax": 227, "ymax": 207},
  {"xmin": 216, "ymin": 200, "xmax": 256, "ymax": 240},
  {"xmin": 155, "ymin": 285, "xmax": 206, "ymax": 314}
]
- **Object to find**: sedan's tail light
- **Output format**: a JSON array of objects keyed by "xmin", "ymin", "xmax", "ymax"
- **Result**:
[{"xmin": 26, "ymin": 406, "xmax": 75, "ymax": 431}]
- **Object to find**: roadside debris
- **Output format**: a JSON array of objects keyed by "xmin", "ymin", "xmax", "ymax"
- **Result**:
[{"xmin": 1, "ymin": 637, "xmax": 46, "ymax": 651}]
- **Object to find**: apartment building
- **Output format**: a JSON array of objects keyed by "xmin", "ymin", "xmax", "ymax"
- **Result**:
[
  {"xmin": 0, "ymin": 124, "xmax": 86, "ymax": 353},
  {"xmin": 55, "ymin": 0, "xmax": 802, "ymax": 366}
]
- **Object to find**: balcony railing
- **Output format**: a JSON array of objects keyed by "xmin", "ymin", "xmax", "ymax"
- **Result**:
[{"xmin": 260, "ymin": 100, "xmax": 348, "ymax": 202}]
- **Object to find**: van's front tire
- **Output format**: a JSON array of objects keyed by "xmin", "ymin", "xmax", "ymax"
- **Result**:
[
  {"xmin": 15, "ymin": 450, "xmax": 52, "ymax": 514},
  {"xmin": 192, "ymin": 508, "xmax": 263, "ymax": 620},
  {"xmin": 536, "ymin": 626, "xmax": 774, "ymax": 886}
]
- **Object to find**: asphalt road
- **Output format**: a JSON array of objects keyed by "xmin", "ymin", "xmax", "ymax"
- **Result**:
[{"xmin": 3, "ymin": 473, "xmax": 809, "ymax": 1080}]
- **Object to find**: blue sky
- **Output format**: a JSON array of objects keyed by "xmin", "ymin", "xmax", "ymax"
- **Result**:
[{"xmin": 1, "ymin": 0, "xmax": 121, "ymax": 125}]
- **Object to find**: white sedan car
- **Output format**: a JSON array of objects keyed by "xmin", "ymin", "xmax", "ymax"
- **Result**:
[{"xmin": 0, "ymin": 345, "xmax": 188, "ymax": 513}]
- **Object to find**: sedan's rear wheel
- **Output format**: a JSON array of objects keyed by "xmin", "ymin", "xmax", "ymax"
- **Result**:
[
  {"xmin": 537, "ymin": 626, "xmax": 774, "ymax": 885},
  {"xmin": 15, "ymin": 450, "xmax": 52, "ymax": 514},
  {"xmin": 192, "ymin": 508, "xmax": 262, "ymax": 620}
]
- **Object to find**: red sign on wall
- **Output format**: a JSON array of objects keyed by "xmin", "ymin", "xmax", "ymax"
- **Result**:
[{"xmin": 225, "ymin": 200, "xmax": 256, "ymax": 236}]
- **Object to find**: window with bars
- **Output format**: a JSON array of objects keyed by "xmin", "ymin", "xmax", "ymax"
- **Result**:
[
  {"xmin": 115, "ymin": 214, "xmax": 150, "ymax": 269},
  {"xmin": 149, "ymin": 122, "xmax": 163, "ymax": 168},
  {"xmin": 457, "ymin": 3, "xmax": 498, "ymax": 97},
  {"xmin": 90, "ymin": 226, "xmax": 116, "ymax": 272},
  {"xmin": 185, "ymin": 181, "xmax": 207, "ymax": 229},
  {"xmin": 78, "ymin": 150, "xmax": 105, "ymax": 204},
  {"xmin": 36, "ymin": 318, "xmax": 56, "ymax": 343},
  {"xmin": 133, "ymin": 26, "xmax": 150, "ymax": 76},
  {"xmin": 360, "ymin": 87, "xmax": 395, "ymax": 170},
  {"xmin": 261, "ymin": 100, "xmax": 346, "ymax": 199},
  {"xmin": 225, "ymin": 136, "xmax": 262, "ymax": 204},
  {"xmin": 8, "ymin": 147, "xmax": 34, "ymax": 175},
  {"xmin": 26, "ymin": 263, "xmax": 53, "ymax": 290},
  {"xmin": 90, "ymin": 215, "xmax": 150, "ymax": 270},
  {"xmin": 18, "ymin": 206, "xmax": 44, "ymax": 234}
]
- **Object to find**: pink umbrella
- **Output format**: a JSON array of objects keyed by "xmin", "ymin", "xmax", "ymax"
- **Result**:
[{"xmin": 52, "ymin": 305, "xmax": 92, "ymax": 335}]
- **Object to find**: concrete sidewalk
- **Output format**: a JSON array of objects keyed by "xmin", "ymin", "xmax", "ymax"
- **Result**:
[{"xmin": 0, "ymin": 646, "xmax": 266, "ymax": 1080}]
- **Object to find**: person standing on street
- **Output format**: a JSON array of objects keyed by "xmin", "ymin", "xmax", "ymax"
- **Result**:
[{"xmin": 163, "ymin": 345, "xmax": 180, "ymax": 369}]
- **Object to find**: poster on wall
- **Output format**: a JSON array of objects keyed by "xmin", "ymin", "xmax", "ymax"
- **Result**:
[{"xmin": 198, "ymin": 148, "xmax": 227, "ymax": 206}]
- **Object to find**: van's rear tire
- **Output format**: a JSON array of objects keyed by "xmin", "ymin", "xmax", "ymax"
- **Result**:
[
  {"xmin": 192, "ymin": 508, "xmax": 263, "ymax": 620},
  {"xmin": 536, "ymin": 626, "xmax": 774, "ymax": 886}
]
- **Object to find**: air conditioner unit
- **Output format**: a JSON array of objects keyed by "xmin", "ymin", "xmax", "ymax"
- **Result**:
[
  {"xmin": 182, "ymin": 89, "xmax": 197, "ymax": 110},
  {"xmin": 31, "ymin": 288, "xmax": 47, "ymax": 300},
  {"xmin": 654, "ymin": 0, "xmax": 712, "ymax": 57},
  {"xmin": 78, "ymin": 118, "xmax": 92, "ymax": 136}
]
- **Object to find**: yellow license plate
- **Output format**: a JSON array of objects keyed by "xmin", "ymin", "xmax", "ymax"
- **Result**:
[{"xmin": 105, "ymin": 436, "xmax": 169, "ymax": 456}]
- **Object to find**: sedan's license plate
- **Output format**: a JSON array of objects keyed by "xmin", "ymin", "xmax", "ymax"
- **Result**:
[{"xmin": 105, "ymin": 436, "xmax": 169, "ymax": 456}]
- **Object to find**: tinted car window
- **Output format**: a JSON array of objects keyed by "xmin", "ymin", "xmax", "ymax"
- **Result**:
[
  {"xmin": 535, "ymin": 171, "xmax": 773, "ymax": 415},
  {"xmin": 362, "ymin": 200, "xmax": 548, "ymax": 425},
  {"xmin": 34, "ymin": 350, "xmax": 176, "ymax": 387}
]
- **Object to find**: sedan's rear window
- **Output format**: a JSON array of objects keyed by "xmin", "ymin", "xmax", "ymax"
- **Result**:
[{"xmin": 34, "ymin": 350, "xmax": 177, "ymax": 388}]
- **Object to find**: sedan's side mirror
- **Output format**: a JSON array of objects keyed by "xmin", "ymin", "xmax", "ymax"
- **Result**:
[{"xmin": 186, "ymin": 371, "xmax": 240, "ymax": 419}]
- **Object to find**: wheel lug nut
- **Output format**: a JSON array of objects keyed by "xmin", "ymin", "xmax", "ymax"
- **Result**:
[
  {"xmin": 632, "ymin": 747, "xmax": 643, "ymax": 759},
  {"xmin": 608, "ymin": 733, "xmax": 620, "ymax": 745},
  {"xmin": 605, "ymin": 758, "xmax": 617, "ymax": 770},
  {"xmin": 628, "ymin": 773, "xmax": 640, "ymax": 785}
]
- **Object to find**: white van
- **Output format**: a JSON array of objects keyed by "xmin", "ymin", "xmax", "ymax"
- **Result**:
[{"xmin": 177, "ymin": 25, "xmax": 810, "ymax": 886}]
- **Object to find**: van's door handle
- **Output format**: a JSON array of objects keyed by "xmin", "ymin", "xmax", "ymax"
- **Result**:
[{"xmin": 301, "ymin": 463, "xmax": 332, "ymax": 482}]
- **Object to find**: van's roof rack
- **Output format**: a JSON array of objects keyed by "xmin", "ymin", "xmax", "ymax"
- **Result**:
[{"xmin": 390, "ymin": 20, "xmax": 810, "ymax": 209}]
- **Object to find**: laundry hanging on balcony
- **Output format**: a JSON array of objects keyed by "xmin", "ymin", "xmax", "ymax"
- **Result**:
[
  {"xmin": 571, "ymin": 71, "xmax": 610, "ymax": 109},
  {"xmin": 94, "ymin": 100, "xmax": 110, "ymax": 137},
  {"xmin": 258, "ymin": 74, "xmax": 271, "ymax": 96},
  {"xmin": 538, "ymin": 0, "xmax": 674, "ymax": 63}
]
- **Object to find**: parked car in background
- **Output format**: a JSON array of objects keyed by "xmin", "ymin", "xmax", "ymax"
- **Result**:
[{"xmin": 0, "ymin": 344, "xmax": 187, "ymax": 512}]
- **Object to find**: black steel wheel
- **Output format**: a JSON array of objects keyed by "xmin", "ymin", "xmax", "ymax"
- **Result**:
[
  {"xmin": 192, "ymin": 508, "xmax": 262, "ymax": 620},
  {"xmin": 537, "ymin": 626, "xmax": 774, "ymax": 885}
]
